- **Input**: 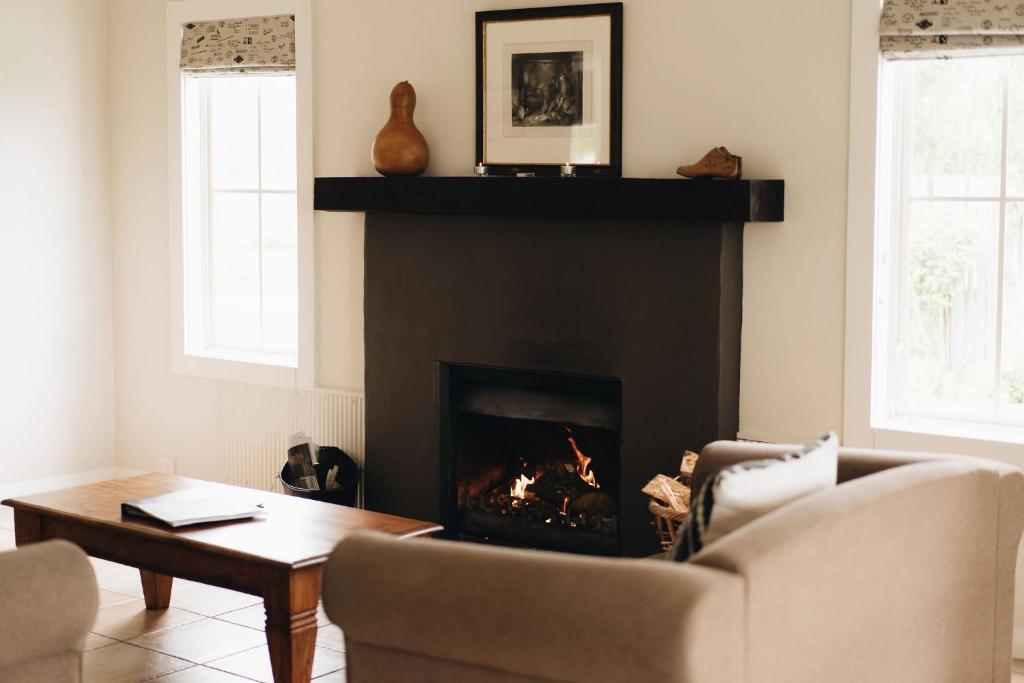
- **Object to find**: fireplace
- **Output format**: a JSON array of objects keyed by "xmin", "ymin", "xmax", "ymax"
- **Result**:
[
  {"xmin": 359, "ymin": 210, "xmax": 747, "ymax": 557},
  {"xmin": 313, "ymin": 175, "xmax": 785, "ymax": 556},
  {"xmin": 441, "ymin": 364, "xmax": 622, "ymax": 555}
]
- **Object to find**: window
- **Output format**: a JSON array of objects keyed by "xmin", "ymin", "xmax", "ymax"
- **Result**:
[
  {"xmin": 875, "ymin": 56, "xmax": 1024, "ymax": 434},
  {"xmin": 181, "ymin": 74, "xmax": 298, "ymax": 366},
  {"xmin": 167, "ymin": 1, "xmax": 312, "ymax": 388}
]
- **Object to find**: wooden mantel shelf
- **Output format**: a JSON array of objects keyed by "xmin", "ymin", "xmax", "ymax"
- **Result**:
[{"xmin": 314, "ymin": 176, "xmax": 784, "ymax": 222}]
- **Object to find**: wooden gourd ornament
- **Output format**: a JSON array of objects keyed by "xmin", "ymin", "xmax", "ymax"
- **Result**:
[{"xmin": 372, "ymin": 81, "xmax": 429, "ymax": 176}]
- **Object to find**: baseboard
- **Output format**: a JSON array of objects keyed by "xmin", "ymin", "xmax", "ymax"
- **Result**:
[{"xmin": 0, "ymin": 466, "xmax": 146, "ymax": 501}]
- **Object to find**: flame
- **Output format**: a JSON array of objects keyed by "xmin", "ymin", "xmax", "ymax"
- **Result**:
[
  {"xmin": 567, "ymin": 430, "xmax": 600, "ymax": 489},
  {"xmin": 510, "ymin": 473, "xmax": 535, "ymax": 499}
]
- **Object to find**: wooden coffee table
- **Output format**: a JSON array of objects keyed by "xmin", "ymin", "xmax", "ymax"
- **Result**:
[{"xmin": 2, "ymin": 473, "xmax": 441, "ymax": 683}]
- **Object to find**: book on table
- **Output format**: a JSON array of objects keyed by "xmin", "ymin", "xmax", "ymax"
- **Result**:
[{"xmin": 121, "ymin": 486, "xmax": 266, "ymax": 528}]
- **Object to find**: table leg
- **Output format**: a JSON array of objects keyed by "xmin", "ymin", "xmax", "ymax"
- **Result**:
[
  {"xmin": 140, "ymin": 570, "xmax": 173, "ymax": 610},
  {"xmin": 12, "ymin": 509, "xmax": 43, "ymax": 546},
  {"xmin": 264, "ymin": 565, "xmax": 321, "ymax": 683}
]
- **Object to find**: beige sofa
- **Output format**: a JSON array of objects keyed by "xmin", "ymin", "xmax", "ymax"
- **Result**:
[
  {"xmin": 322, "ymin": 442, "xmax": 1024, "ymax": 683},
  {"xmin": 0, "ymin": 540, "xmax": 99, "ymax": 683}
]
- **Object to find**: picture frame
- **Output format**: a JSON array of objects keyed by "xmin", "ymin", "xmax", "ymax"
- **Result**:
[{"xmin": 475, "ymin": 3, "xmax": 623, "ymax": 177}]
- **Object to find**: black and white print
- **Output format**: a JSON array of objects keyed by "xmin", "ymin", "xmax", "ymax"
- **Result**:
[
  {"xmin": 476, "ymin": 3, "xmax": 622, "ymax": 175},
  {"xmin": 511, "ymin": 51, "xmax": 584, "ymax": 127}
]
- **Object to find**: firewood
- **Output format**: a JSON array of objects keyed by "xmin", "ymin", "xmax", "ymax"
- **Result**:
[
  {"xmin": 642, "ymin": 474, "xmax": 691, "ymax": 512},
  {"xmin": 679, "ymin": 451, "xmax": 699, "ymax": 487},
  {"xmin": 570, "ymin": 491, "xmax": 616, "ymax": 516}
]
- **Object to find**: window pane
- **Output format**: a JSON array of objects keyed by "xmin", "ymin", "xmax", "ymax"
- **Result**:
[
  {"xmin": 910, "ymin": 59, "xmax": 1003, "ymax": 198},
  {"xmin": 1005, "ymin": 58, "xmax": 1024, "ymax": 196},
  {"xmin": 1002, "ymin": 204, "xmax": 1024, "ymax": 422},
  {"xmin": 260, "ymin": 193, "xmax": 298, "ymax": 354},
  {"xmin": 211, "ymin": 192, "xmax": 261, "ymax": 349},
  {"xmin": 898, "ymin": 201, "xmax": 1000, "ymax": 418},
  {"xmin": 209, "ymin": 77, "xmax": 260, "ymax": 189},
  {"xmin": 259, "ymin": 76, "xmax": 297, "ymax": 191}
]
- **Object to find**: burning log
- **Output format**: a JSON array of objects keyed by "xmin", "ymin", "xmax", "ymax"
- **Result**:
[
  {"xmin": 570, "ymin": 491, "xmax": 616, "ymax": 516},
  {"xmin": 460, "ymin": 425, "xmax": 620, "ymax": 553}
]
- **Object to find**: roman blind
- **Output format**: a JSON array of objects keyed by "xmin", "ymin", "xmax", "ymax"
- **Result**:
[
  {"xmin": 880, "ymin": 0, "xmax": 1024, "ymax": 59},
  {"xmin": 180, "ymin": 14, "xmax": 295, "ymax": 73}
]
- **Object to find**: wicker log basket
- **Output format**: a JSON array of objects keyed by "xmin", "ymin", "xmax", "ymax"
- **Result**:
[{"xmin": 644, "ymin": 452, "xmax": 699, "ymax": 551}]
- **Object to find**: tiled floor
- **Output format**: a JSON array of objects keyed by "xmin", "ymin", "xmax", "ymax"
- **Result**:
[{"xmin": 0, "ymin": 506, "xmax": 346, "ymax": 682}]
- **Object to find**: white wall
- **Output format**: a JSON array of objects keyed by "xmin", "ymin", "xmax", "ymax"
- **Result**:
[
  {"xmin": 108, "ymin": 0, "xmax": 223, "ymax": 481},
  {"xmin": 314, "ymin": 1, "xmax": 853, "ymax": 449},
  {"xmin": 318, "ymin": 0, "xmax": 854, "ymax": 444},
  {"xmin": 110, "ymin": 0, "xmax": 852, "ymax": 477},
  {"xmin": 0, "ymin": 0, "xmax": 116, "ymax": 485}
]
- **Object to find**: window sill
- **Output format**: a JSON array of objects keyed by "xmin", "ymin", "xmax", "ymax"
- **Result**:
[
  {"xmin": 192, "ymin": 346, "xmax": 297, "ymax": 369},
  {"xmin": 875, "ymin": 415, "xmax": 1024, "ymax": 446},
  {"xmin": 867, "ymin": 417, "xmax": 1024, "ymax": 470},
  {"xmin": 172, "ymin": 352, "xmax": 298, "ymax": 388}
]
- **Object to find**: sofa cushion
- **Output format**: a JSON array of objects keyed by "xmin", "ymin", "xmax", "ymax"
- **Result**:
[{"xmin": 667, "ymin": 432, "xmax": 838, "ymax": 561}]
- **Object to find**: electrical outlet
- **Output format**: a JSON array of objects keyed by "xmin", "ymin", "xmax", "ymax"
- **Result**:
[{"xmin": 156, "ymin": 456, "xmax": 176, "ymax": 474}]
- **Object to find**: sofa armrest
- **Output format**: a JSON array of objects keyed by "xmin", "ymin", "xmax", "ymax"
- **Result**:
[
  {"xmin": 0, "ymin": 540, "xmax": 98, "ymax": 671},
  {"xmin": 323, "ymin": 532, "xmax": 744, "ymax": 683},
  {"xmin": 692, "ymin": 460, "xmax": 1018, "ymax": 683}
]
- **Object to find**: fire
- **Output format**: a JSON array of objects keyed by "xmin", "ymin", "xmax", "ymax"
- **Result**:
[
  {"xmin": 567, "ymin": 430, "xmax": 600, "ymax": 489},
  {"xmin": 510, "ymin": 473, "xmax": 535, "ymax": 499}
]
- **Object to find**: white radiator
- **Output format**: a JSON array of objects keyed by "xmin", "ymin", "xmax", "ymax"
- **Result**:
[{"xmin": 220, "ymin": 383, "xmax": 365, "ymax": 504}]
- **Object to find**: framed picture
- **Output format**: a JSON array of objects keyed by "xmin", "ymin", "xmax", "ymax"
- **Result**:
[{"xmin": 475, "ymin": 3, "xmax": 623, "ymax": 176}]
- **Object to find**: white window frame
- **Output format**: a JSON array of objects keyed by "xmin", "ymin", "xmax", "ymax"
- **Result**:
[
  {"xmin": 166, "ymin": 0, "xmax": 315, "ymax": 389},
  {"xmin": 844, "ymin": 0, "xmax": 1024, "ymax": 462}
]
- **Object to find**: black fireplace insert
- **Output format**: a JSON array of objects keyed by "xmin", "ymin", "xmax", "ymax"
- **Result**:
[{"xmin": 440, "ymin": 363, "xmax": 622, "ymax": 555}]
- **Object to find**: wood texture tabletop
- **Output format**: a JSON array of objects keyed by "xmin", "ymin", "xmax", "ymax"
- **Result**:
[{"xmin": 1, "ymin": 473, "xmax": 441, "ymax": 567}]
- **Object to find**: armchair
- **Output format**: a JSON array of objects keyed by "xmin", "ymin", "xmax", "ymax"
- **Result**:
[
  {"xmin": 0, "ymin": 540, "xmax": 99, "ymax": 683},
  {"xmin": 323, "ymin": 443, "xmax": 1024, "ymax": 683}
]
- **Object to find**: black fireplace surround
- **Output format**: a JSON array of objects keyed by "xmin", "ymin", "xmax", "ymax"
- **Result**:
[{"xmin": 315, "ymin": 176, "xmax": 784, "ymax": 556}]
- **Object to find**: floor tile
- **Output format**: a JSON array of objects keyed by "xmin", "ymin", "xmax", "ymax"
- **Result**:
[
  {"xmin": 129, "ymin": 618, "xmax": 266, "ymax": 664},
  {"xmin": 217, "ymin": 603, "xmax": 266, "ymax": 630},
  {"xmin": 96, "ymin": 570, "xmax": 147, "ymax": 598},
  {"xmin": 84, "ymin": 633, "xmax": 118, "ymax": 651},
  {"xmin": 0, "ymin": 505, "xmax": 14, "ymax": 530},
  {"xmin": 208, "ymin": 644, "xmax": 345, "ymax": 683},
  {"xmin": 314, "ymin": 669, "xmax": 347, "ymax": 682},
  {"xmin": 83, "ymin": 642, "xmax": 191, "ymax": 683},
  {"xmin": 169, "ymin": 579, "xmax": 262, "ymax": 616},
  {"xmin": 99, "ymin": 589, "xmax": 138, "ymax": 608},
  {"xmin": 0, "ymin": 529, "xmax": 15, "ymax": 551},
  {"xmin": 91, "ymin": 556, "xmax": 137, "ymax": 578},
  {"xmin": 218, "ymin": 601, "xmax": 330, "ymax": 630},
  {"xmin": 152, "ymin": 665, "xmax": 254, "ymax": 682},
  {"xmin": 316, "ymin": 625, "xmax": 345, "ymax": 652},
  {"xmin": 92, "ymin": 598, "xmax": 204, "ymax": 641}
]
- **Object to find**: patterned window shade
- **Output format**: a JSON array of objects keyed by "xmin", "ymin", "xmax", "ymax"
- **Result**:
[
  {"xmin": 180, "ymin": 15, "xmax": 294, "ymax": 74},
  {"xmin": 880, "ymin": 0, "xmax": 1024, "ymax": 59}
]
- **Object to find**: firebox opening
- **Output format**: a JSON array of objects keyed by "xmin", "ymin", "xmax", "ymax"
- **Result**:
[{"xmin": 440, "ymin": 364, "xmax": 622, "ymax": 556}]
